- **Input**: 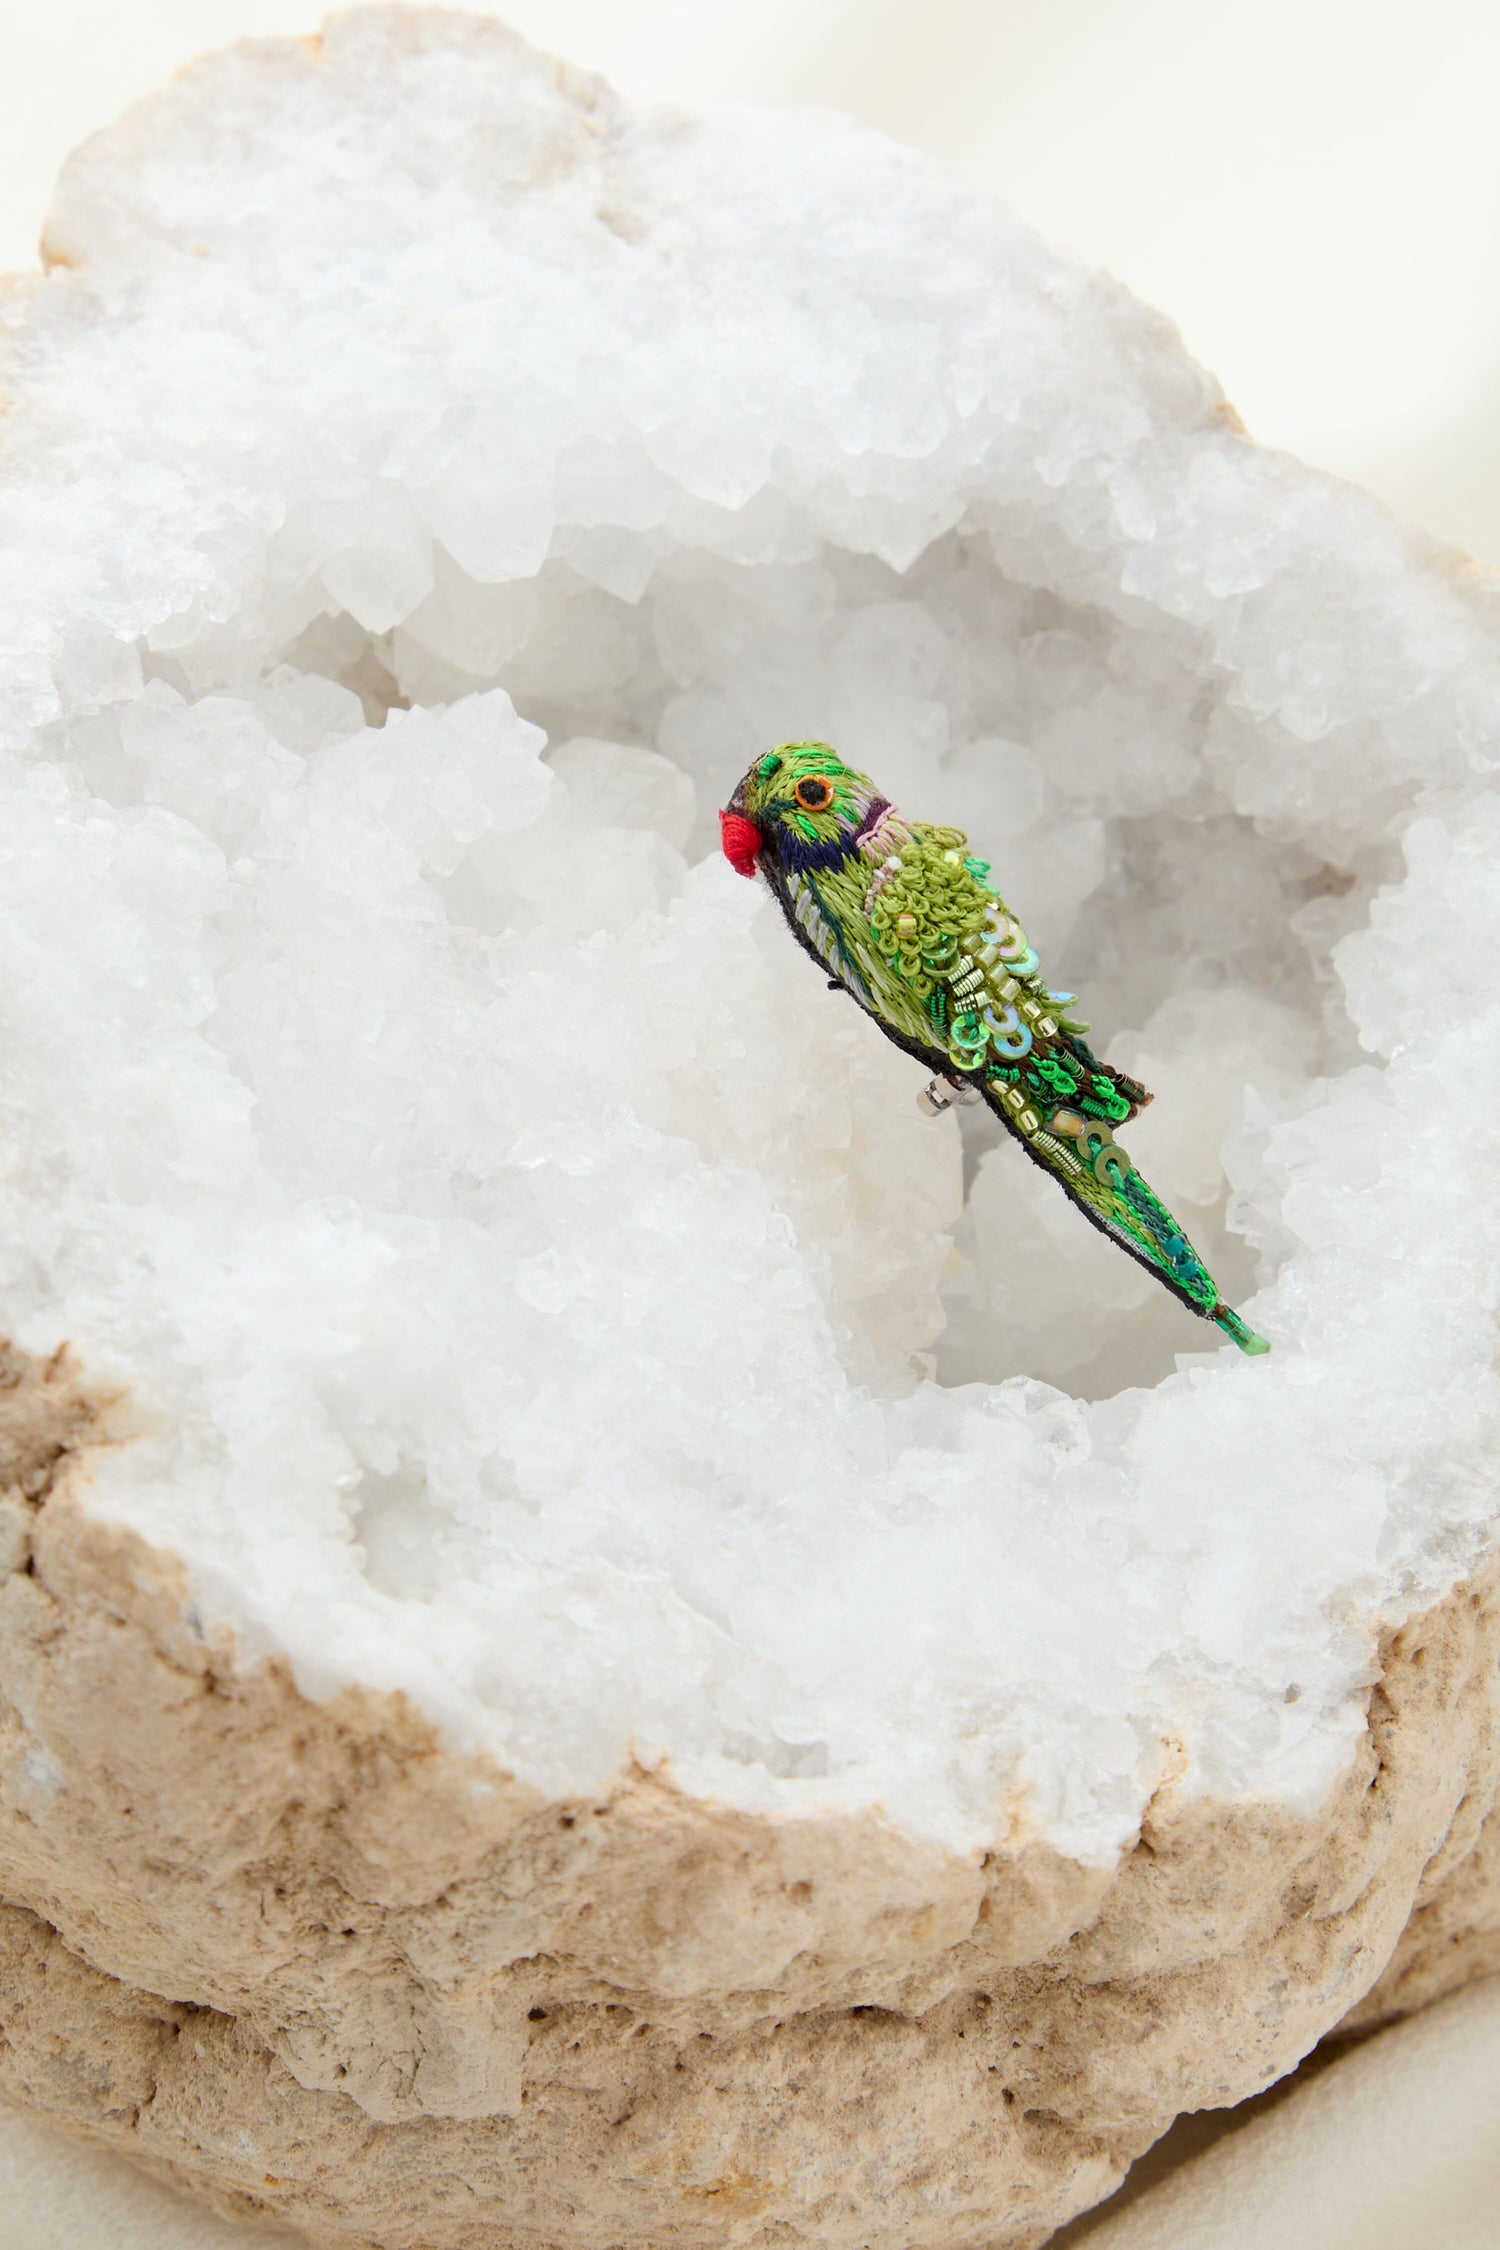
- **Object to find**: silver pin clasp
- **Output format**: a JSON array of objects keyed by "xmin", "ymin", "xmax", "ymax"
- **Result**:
[{"xmin": 917, "ymin": 1076, "xmax": 981, "ymax": 1118}]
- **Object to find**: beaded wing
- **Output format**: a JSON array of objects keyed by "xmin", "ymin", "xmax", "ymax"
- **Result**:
[{"xmin": 721, "ymin": 741, "xmax": 1268, "ymax": 1355}]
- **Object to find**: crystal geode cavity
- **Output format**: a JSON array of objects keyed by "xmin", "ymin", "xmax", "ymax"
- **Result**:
[{"xmin": 0, "ymin": 12, "xmax": 1496, "ymax": 2248}]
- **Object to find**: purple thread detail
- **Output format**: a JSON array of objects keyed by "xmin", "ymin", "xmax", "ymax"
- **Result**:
[
  {"xmin": 853, "ymin": 796, "xmax": 891, "ymax": 843},
  {"xmin": 858, "ymin": 800, "xmax": 903, "ymax": 859}
]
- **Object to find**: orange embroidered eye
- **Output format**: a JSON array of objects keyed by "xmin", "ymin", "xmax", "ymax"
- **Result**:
[{"xmin": 794, "ymin": 775, "xmax": 834, "ymax": 812}]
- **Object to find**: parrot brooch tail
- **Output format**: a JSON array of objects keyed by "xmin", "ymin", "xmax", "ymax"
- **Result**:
[{"xmin": 720, "ymin": 742, "xmax": 1269, "ymax": 1357}]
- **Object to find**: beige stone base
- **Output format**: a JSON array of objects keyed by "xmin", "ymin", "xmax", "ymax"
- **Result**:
[{"xmin": 0, "ymin": 1345, "xmax": 1496, "ymax": 2249}]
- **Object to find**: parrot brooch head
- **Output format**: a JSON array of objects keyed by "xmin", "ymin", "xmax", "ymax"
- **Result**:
[
  {"xmin": 719, "ymin": 743, "xmax": 877, "ymax": 878},
  {"xmin": 720, "ymin": 740, "xmax": 1270, "ymax": 1357}
]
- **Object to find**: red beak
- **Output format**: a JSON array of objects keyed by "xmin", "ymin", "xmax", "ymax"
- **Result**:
[{"xmin": 719, "ymin": 807, "xmax": 763, "ymax": 879}]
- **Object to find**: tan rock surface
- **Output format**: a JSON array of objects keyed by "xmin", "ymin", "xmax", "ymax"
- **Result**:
[{"xmin": 0, "ymin": 1343, "xmax": 1496, "ymax": 2249}]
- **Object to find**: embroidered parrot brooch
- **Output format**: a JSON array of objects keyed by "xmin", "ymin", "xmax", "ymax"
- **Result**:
[{"xmin": 721, "ymin": 741, "xmax": 1268, "ymax": 1355}]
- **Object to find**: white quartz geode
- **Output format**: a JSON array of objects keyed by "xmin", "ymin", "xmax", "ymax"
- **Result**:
[{"xmin": 0, "ymin": 11, "xmax": 1497, "ymax": 2249}]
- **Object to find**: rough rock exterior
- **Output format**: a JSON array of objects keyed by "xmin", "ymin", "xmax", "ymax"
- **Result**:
[{"xmin": 0, "ymin": 1348, "xmax": 1496, "ymax": 2248}]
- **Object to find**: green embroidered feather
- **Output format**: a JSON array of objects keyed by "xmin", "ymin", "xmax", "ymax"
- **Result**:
[{"xmin": 720, "ymin": 740, "xmax": 1269, "ymax": 1356}]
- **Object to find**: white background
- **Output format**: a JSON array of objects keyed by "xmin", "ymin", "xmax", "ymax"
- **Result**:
[{"xmin": 4, "ymin": 1, "xmax": 1500, "ymax": 560}]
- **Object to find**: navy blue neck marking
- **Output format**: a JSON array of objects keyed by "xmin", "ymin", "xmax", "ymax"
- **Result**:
[
  {"xmin": 771, "ymin": 797, "xmax": 887, "ymax": 876},
  {"xmin": 773, "ymin": 826, "xmax": 859, "ymax": 874}
]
